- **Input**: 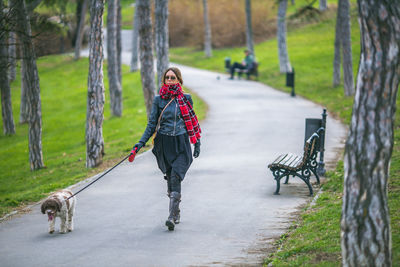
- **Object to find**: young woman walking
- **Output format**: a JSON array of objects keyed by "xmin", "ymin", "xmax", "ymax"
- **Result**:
[{"xmin": 132, "ymin": 67, "xmax": 201, "ymax": 231}]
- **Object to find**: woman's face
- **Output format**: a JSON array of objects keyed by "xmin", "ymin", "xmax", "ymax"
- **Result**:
[{"xmin": 165, "ymin": 70, "xmax": 178, "ymax": 85}]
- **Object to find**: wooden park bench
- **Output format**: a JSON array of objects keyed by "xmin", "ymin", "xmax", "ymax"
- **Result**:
[
  {"xmin": 224, "ymin": 57, "xmax": 259, "ymax": 80},
  {"xmin": 267, "ymin": 127, "xmax": 324, "ymax": 196}
]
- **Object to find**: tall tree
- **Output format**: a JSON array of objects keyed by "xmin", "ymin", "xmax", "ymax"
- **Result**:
[
  {"xmin": 116, "ymin": 0, "xmax": 121, "ymax": 85},
  {"xmin": 0, "ymin": 0, "xmax": 16, "ymax": 135},
  {"xmin": 155, "ymin": 0, "xmax": 169, "ymax": 87},
  {"xmin": 74, "ymin": 0, "xmax": 89, "ymax": 60},
  {"xmin": 8, "ymin": 32, "xmax": 16, "ymax": 82},
  {"xmin": 19, "ymin": 60, "xmax": 28, "ymax": 124},
  {"xmin": 11, "ymin": 0, "xmax": 44, "ymax": 170},
  {"xmin": 277, "ymin": 0, "xmax": 291, "ymax": 73},
  {"xmin": 202, "ymin": 0, "xmax": 212, "ymax": 58},
  {"xmin": 137, "ymin": 0, "xmax": 155, "ymax": 118},
  {"xmin": 340, "ymin": 0, "xmax": 354, "ymax": 96},
  {"xmin": 130, "ymin": 4, "xmax": 139, "ymax": 72},
  {"xmin": 86, "ymin": 0, "xmax": 105, "ymax": 168},
  {"xmin": 341, "ymin": 0, "xmax": 399, "ymax": 266},
  {"xmin": 319, "ymin": 0, "xmax": 328, "ymax": 11},
  {"xmin": 333, "ymin": 0, "xmax": 342, "ymax": 87},
  {"xmin": 107, "ymin": 0, "xmax": 122, "ymax": 117},
  {"xmin": 245, "ymin": 0, "xmax": 254, "ymax": 56},
  {"xmin": 332, "ymin": 0, "xmax": 354, "ymax": 96}
]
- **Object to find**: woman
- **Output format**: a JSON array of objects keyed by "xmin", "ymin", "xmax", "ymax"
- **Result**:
[{"xmin": 132, "ymin": 67, "xmax": 201, "ymax": 231}]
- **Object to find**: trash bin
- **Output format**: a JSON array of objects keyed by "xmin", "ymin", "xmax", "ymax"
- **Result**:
[
  {"xmin": 286, "ymin": 68, "xmax": 295, "ymax": 87},
  {"xmin": 224, "ymin": 57, "xmax": 231, "ymax": 70},
  {"xmin": 304, "ymin": 118, "xmax": 322, "ymax": 150}
]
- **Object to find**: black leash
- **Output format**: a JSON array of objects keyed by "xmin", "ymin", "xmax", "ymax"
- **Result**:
[{"xmin": 67, "ymin": 154, "xmax": 130, "ymax": 200}]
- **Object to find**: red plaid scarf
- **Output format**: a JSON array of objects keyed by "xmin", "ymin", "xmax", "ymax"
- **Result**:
[{"xmin": 159, "ymin": 84, "xmax": 201, "ymax": 144}]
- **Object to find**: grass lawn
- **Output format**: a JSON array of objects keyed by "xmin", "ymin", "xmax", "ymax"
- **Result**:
[
  {"xmin": 169, "ymin": 5, "xmax": 399, "ymax": 266},
  {"xmin": 0, "ymin": 54, "xmax": 206, "ymax": 217}
]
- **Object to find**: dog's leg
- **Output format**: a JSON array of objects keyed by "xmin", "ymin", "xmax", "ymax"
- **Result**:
[
  {"xmin": 67, "ymin": 206, "xmax": 74, "ymax": 232},
  {"xmin": 49, "ymin": 218, "xmax": 55, "ymax": 234},
  {"xmin": 60, "ymin": 213, "xmax": 68, "ymax": 234}
]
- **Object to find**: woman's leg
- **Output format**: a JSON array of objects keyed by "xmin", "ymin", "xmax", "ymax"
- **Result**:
[{"xmin": 166, "ymin": 173, "xmax": 182, "ymax": 230}]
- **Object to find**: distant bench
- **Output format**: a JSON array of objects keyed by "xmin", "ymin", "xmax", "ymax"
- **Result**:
[
  {"xmin": 224, "ymin": 57, "xmax": 259, "ymax": 80},
  {"xmin": 267, "ymin": 127, "xmax": 324, "ymax": 196}
]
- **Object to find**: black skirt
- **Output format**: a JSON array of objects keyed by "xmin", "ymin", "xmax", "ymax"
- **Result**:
[{"xmin": 152, "ymin": 133, "xmax": 193, "ymax": 180}]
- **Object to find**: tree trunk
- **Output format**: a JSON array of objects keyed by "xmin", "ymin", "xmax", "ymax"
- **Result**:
[
  {"xmin": 137, "ymin": 0, "xmax": 155, "ymax": 118},
  {"xmin": 107, "ymin": 0, "xmax": 122, "ymax": 117},
  {"xmin": 0, "ymin": 1, "xmax": 16, "ymax": 135},
  {"xmin": 341, "ymin": 0, "xmax": 399, "ymax": 266},
  {"xmin": 155, "ymin": 0, "xmax": 169, "ymax": 88},
  {"xmin": 74, "ymin": 0, "xmax": 88, "ymax": 60},
  {"xmin": 340, "ymin": 0, "xmax": 354, "ymax": 96},
  {"xmin": 12, "ymin": 0, "xmax": 45, "ymax": 170},
  {"xmin": 319, "ymin": 0, "xmax": 328, "ymax": 11},
  {"xmin": 202, "ymin": 0, "xmax": 212, "ymax": 58},
  {"xmin": 245, "ymin": 0, "xmax": 254, "ymax": 56},
  {"xmin": 130, "ymin": 5, "xmax": 139, "ymax": 72},
  {"xmin": 277, "ymin": 0, "xmax": 291, "ymax": 73},
  {"xmin": 8, "ymin": 32, "xmax": 17, "ymax": 82},
  {"xmin": 333, "ymin": 0, "xmax": 342, "ymax": 87},
  {"xmin": 86, "ymin": 0, "xmax": 105, "ymax": 168},
  {"xmin": 19, "ymin": 60, "xmax": 29, "ymax": 124},
  {"xmin": 116, "ymin": 0, "xmax": 121, "ymax": 85}
]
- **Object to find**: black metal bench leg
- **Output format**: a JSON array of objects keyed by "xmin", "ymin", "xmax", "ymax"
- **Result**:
[
  {"xmin": 296, "ymin": 174, "xmax": 313, "ymax": 196},
  {"xmin": 284, "ymin": 175, "xmax": 289, "ymax": 184},
  {"xmin": 311, "ymin": 168, "xmax": 320, "ymax": 184},
  {"xmin": 274, "ymin": 178, "xmax": 281, "ymax": 195}
]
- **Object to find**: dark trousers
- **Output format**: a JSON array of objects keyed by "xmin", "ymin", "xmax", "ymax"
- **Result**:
[
  {"xmin": 165, "ymin": 170, "xmax": 181, "ymax": 193},
  {"xmin": 230, "ymin": 63, "xmax": 246, "ymax": 78}
]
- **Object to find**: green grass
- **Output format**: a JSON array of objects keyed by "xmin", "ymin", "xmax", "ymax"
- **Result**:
[
  {"xmin": 170, "ymin": 6, "xmax": 400, "ymax": 266},
  {"xmin": 0, "ymin": 54, "xmax": 206, "ymax": 217}
]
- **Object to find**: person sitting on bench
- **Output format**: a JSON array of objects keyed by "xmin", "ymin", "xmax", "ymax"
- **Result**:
[{"xmin": 229, "ymin": 49, "xmax": 255, "ymax": 80}]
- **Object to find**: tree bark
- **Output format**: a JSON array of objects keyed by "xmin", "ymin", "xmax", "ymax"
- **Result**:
[
  {"xmin": 155, "ymin": 0, "xmax": 169, "ymax": 88},
  {"xmin": 8, "ymin": 32, "xmax": 17, "ymax": 82},
  {"xmin": 0, "ymin": 0, "xmax": 16, "ymax": 135},
  {"xmin": 202, "ymin": 0, "xmax": 212, "ymax": 58},
  {"xmin": 333, "ymin": 0, "xmax": 342, "ymax": 87},
  {"xmin": 130, "ymin": 4, "xmax": 139, "ymax": 72},
  {"xmin": 12, "ymin": 0, "xmax": 45, "ymax": 170},
  {"xmin": 107, "ymin": 0, "xmax": 122, "ymax": 117},
  {"xmin": 277, "ymin": 0, "xmax": 291, "ymax": 73},
  {"xmin": 341, "ymin": 0, "xmax": 399, "ymax": 266},
  {"xmin": 116, "ymin": 0, "xmax": 121, "ymax": 85},
  {"xmin": 245, "ymin": 0, "xmax": 254, "ymax": 56},
  {"xmin": 340, "ymin": 0, "xmax": 354, "ymax": 96},
  {"xmin": 137, "ymin": 0, "xmax": 155, "ymax": 118},
  {"xmin": 74, "ymin": 0, "xmax": 88, "ymax": 60},
  {"xmin": 319, "ymin": 0, "xmax": 328, "ymax": 11},
  {"xmin": 19, "ymin": 60, "xmax": 28, "ymax": 124},
  {"xmin": 86, "ymin": 0, "xmax": 105, "ymax": 168}
]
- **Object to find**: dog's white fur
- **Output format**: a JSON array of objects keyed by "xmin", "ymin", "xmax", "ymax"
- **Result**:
[{"xmin": 40, "ymin": 189, "xmax": 76, "ymax": 234}]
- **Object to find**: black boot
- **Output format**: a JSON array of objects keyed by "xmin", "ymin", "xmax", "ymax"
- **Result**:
[{"xmin": 166, "ymin": 191, "xmax": 181, "ymax": 231}]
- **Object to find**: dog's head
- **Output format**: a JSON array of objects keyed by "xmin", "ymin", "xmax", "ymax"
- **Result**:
[{"xmin": 41, "ymin": 198, "xmax": 62, "ymax": 221}]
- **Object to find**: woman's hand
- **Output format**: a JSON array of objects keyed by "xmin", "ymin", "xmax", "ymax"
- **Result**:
[
  {"xmin": 193, "ymin": 141, "xmax": 200, "ymax": 158},
  {"xmin": 133, "ymin": 142, "xmax": 144, "ymax": 153}
]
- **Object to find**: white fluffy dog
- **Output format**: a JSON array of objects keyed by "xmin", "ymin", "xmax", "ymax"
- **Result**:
[{"xmin": 40, "ymin": 189, "xmax": 76, "ymax": 234}]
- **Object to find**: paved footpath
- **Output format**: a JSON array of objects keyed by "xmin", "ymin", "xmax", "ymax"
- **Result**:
[{"xmin": 0, "ymin": 32, "xmax": 347, "ymax": 267}]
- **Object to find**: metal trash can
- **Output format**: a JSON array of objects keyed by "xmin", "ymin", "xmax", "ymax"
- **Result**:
[
  {"xmin": 286, "ymin": 68, "xmax": 295, "ymax": 96},
  {"xmin": 224, "ymin": 57, "xmax": 231, "ymax": 70},
  {"xmin": 305, "ymin": 118, "xmax": 322, "ymax": 150},
  {"xmin": 286, "ymin": 69, "xmax": 295, "ymax": 87},
  {"xmin": 304, "ymin": 109, "xmax": 327, "ymax": 176}
]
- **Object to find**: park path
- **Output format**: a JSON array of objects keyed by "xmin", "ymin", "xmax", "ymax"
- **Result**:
[{"xmin": 0, "ymin": 31, "xmax": 347, "ymax": 267}]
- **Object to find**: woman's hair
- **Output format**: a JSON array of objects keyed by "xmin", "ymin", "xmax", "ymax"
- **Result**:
[{"xmin": 162, "ymin": 67, "xmax": 183, "ymax": 85}]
